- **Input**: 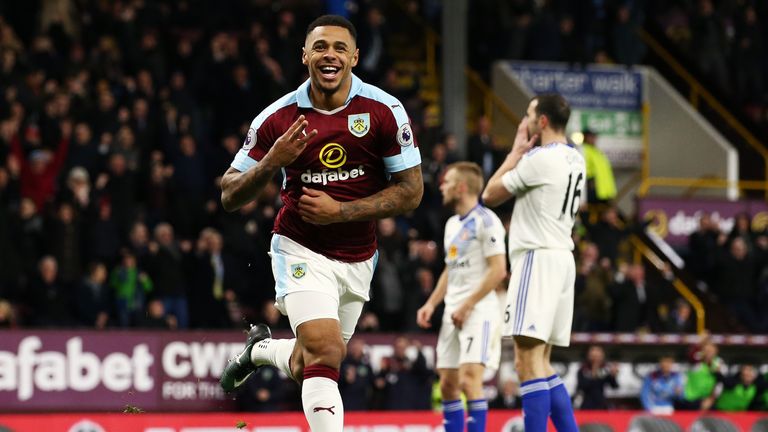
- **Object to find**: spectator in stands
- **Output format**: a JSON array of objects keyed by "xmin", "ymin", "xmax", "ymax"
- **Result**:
[
  {"xmin": 377, "ymin": 336, "xmax": 433, "ymax": 410},
  {"xmin": 66, "ymin": 123, "xmax": 102, "ymax": 179},
  {"xmin": 0, "ymin": 298, "xmax": 16, "ymax": 328},
  {"xmin": 733, "ymin": 6, "xmax": 763, "ymax": 104},
  {"xmin": 677, "ymin": 340, "xmax": 724, "ymax": 411},
  {"xmin": 355, "ymin": 6, "xmax": 390, "ymax": 85},
  {"xmin": 663, "ymin": 299, "xmax": 696, "ymax": 334},
  {"xmin": 259, "ymin": 300, "xmax": 290, "ymax": 332},
  {"xmin": 187, "ymin": 228, "xmax": 230, "ymax": 329},
  {"xmin": 715, "ymin": 364, "xmax": 765, "ymax": 411},
  {"xmin": 687, "ymin": 213, "xmax": 720, "ymax": 288},
  {"xmin": 15, "ymin": 198, "xmax": 45, "ymax": 279},
  {"xmin": 237, "ymin": 366, "xmax": 286, "ymax": 413},
  {"xmin": 612, "ymin": 4, "xmax": 646, "ymax": 66},
  {"xmin": 581, "ymin": 129, "xmax": 616, "ymax": 204},
  {"xmin": 102, "ymin": 152, "xmax": 138, "ymax": 237},
  {"xmin": 467, "ymin": 116, "xmax": 504, "ymax": 180},
  {"xmin": 26, "ymin": 255, "xmax": 72, "ymax": 326},
  {"xmin": 75, "ymin": 262, "xmax": 111, "ymax": 329},
  {"xmin": 575, "ymin": 345, "xmax": 619, "ymax": 410},
  {"xmin": 726, "ymin": 212, "xmax": 756, "ymax": 253},
  {"xmin": 340, "ymin": 339, "xmax": 375, "ymax": 411},
  {"xmin": 145, "ymin": 223, "xmax": 189, "ymax": 328},
  {"xmin": 490, "ymin": 377, "xmax": 521, "ymax": 409},
  {"xmin": 8, "ymin": 121, "xmax": 71, "ymax": 211},
  {"xmin": 46, "ymin": 201, "xmax": 82, "ymax": 286},
  {"xmin": 111, "ymin": 249, "xmax": 153, "ymax": 327},
  {"xmin": 609, "ymin": 263, "xmax": 656, "ymax": 332},
  {"xmin": 588, "ymin": 206, "xmax": 627, "ymax": 265},
  {"xmin": 574, "ymin": 242, "xmax": 613, "ymax": 331},
  {"xmin": 640, "ymin": 354, "xmax": 684, "ymax": 414},
  {"xmin": 138, "ymin": 298, "xmax": 177, "ymax": 329},
  {"xmin": 714, "ymin": 236, "xmax": 760, "ymax": 332},
  {"xmin": 690, "ymin": 0, "xmax": 729, "ymax": 92},
  {"xmin": 86, "ymin": 198, "xmax": 121, "ymax": 267}
]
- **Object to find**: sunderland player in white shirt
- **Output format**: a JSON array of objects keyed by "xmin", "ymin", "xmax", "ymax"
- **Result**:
[
  {"xmin": 482, "ymin": 94, "xmax": 585, "ymax": 432},
  {"xmin": 417, "ymin": 162, "xmax": 507, "ymax": 432}
]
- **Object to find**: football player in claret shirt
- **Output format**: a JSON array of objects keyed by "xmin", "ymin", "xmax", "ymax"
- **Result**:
[{"xmin": 218, "ymin": 14, "xmax": 423, "ymax": 431}]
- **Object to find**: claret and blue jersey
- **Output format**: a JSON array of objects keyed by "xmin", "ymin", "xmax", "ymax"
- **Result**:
[{"xmin": 231, "ymin": 74, "xmax": 421, "ymax": 262}]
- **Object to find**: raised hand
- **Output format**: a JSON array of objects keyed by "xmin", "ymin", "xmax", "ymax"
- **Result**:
[
  {"xmin": 511, "ymin": 117, "xmax": 538, "ymax": 156},
  {"xmin": 265, "ymin": 115, "xmax": 318, "ymax": 167}
]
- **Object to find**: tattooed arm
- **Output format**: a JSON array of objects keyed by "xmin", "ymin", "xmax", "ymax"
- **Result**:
[
  {"xmin": 298, "ymin": 165, "xmax": 423, "ymax": 224},
  {"xmin": 220, "ymin": 116, "xmax": 317, "ymax": 212},
  {"xmin": 220, "ymin": 164, "xmax": 280, "ymax": 212}
]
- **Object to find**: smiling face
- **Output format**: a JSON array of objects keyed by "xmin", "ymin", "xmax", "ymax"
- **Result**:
[{"xmin": 303, "ymin": 25, "xmax": 358, "ymax": 97}]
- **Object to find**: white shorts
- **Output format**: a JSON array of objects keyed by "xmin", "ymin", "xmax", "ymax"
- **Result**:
[
  {"xmin": 436, "ymin": 307, "xmax": 502, "ymax": 371},
  {"xmin": 270, "ymin": 234, "xmax": 376, "ymax": 342},
  {"xmin": 503, "ymin": 249, "xmax": 575, "ymax": 347}
]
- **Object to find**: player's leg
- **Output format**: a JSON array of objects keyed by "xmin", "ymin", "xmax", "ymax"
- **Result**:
[
  {"xmin": 514, "ymin": 335, "xmax": 550, "ymax": 432},
  {"xmin": 544, "ymin": 344, "xmax": 577, "ymax": 432},
  {"xmin": 545, "ymin": 250, "xmax": 578, "ymax": 432},
  {"xmin": 505, "ymin": 250, "xmax": 555, "ymax": 432},
  {"xmin": 439, "ymin": 368, "xmax": 464, "ymax": 432},
  {"xmin": 459, "ymin": 363, "xmax": 488, "ymax": 432},
  {"xmin": 436, "ymin": 318, "xmax": 464, "ymax": 432},
  {"xmin": 284, "ymin": 292, "xmax": 346, "ymax": 432},
  {"xmin": 457, "ymin": 316, "xmax": 494, "ymax": 432}
]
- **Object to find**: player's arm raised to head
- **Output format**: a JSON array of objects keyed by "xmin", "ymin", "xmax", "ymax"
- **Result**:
[
  {"xmin": 221, "ymin": 116, "xmax": 317, "ymax": 211},
  {"xmin": 482, "ymin": 118, "xmax": 538, "ymax": 207},
  {"xmin": 339, "ymin": 165, "xmax": 424, "ymax": 222}
]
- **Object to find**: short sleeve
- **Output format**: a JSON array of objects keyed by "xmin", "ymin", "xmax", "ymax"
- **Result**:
[
  {"xmin": 501, "ymin": 151, "xmax": 542, "ymax": 195},
  {"xmin": 230, "ymin": 94, "xmax": 295, "ymax": 172},
  {"xmin": 479, "ymin": 211, "xmax": 507, "ymax": 258},
  {"xmin": 379, "ymin": 104, "xmax": 421, "ymax": 173}
]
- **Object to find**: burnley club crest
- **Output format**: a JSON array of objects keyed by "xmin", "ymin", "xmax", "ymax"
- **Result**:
[{"xmin": 348, "ymin": 113, "xmax": 370, "ymax": 138}]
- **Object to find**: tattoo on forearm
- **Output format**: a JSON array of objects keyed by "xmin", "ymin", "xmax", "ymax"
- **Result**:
[
  {"xmin": 340, "ymin": 166, "xmax": 423, "ymax": 222},
  {"xmin": 221, "ymin": 163, "xmax": 279, "ymax": 210}
]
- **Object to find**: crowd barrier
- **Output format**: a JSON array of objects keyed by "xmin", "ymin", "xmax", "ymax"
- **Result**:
[
  {"xmin": 0, "ymin": 411, "xmax": 766, "ymax": 432},
  {"xmin": 1, "ymin": 330, "xmax": 766, "ymax": 413}
]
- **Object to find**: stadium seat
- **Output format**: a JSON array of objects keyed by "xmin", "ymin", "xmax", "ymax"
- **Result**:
[
  {"xmin": 628, "ymin": 415, "xmax": 683, "ymax": 432},
  {"xmin": 750, "ymin": 418, "xmax": 768, "ymax": 432},
  {"xmin": 689, "ymin": 416, "xmax": 740, "ymax": 432},
  {"xmin": 579, "ymin": 422, "xmax": 616, "ymax": 432}
]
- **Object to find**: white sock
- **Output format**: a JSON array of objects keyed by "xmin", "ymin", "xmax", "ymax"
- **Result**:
[
  {"xmin": 250, "ymin": 338, "xmax": 295, "ymax": 379},
  {"xmin": 302, "ymin": 377, "xmax": 344, "ymax": 432}
]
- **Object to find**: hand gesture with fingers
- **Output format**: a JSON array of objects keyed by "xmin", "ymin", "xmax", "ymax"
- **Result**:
[
  {"xmin": 299, "ymin": 187, "xmax": 343, "ymax": 225},
  {"xmin": 265, "ymin": 115, "xmax": 318, "ymax": 167}
]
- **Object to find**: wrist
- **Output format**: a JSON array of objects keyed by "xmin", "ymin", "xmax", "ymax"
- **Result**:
[{"xmin": 338, "ymin": 201, "xmax": 347, "ymax": 222}]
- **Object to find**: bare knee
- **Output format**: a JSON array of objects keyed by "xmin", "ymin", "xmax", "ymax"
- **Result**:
[
  {"xmin": 459, "ymin": 366, "xmax": 484, "ymax": 399},
  {"xmin": 439, "ymin": 370, "xmax": 461, "ymax": 401}
]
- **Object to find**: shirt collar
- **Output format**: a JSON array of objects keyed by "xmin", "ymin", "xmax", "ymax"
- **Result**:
[{"xmin": 296, "ymin": 74, "xmax": 363, "ymax": 109}]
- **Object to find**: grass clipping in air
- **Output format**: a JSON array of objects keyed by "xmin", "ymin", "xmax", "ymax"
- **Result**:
[{"xmin": 123, "ymin": 404, "xmax": 144, "ymax": 414}]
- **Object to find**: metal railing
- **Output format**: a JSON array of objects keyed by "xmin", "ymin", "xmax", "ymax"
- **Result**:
[
  {"xmin": 629, "ymin": 235, "xmax": 706, "ymax": 334},
  {"xmin": 637, "ymin": 28, "xmax": 768, "ymax": 198}
]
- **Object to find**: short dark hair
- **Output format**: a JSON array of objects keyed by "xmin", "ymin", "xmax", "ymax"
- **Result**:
[
  {"xmin": 533, "ymin": 93, "xmax": 570, "ymax": 131},
  {"xmin": 306, "ymin": 15, "xmax": 357, "ymax": 40}
]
